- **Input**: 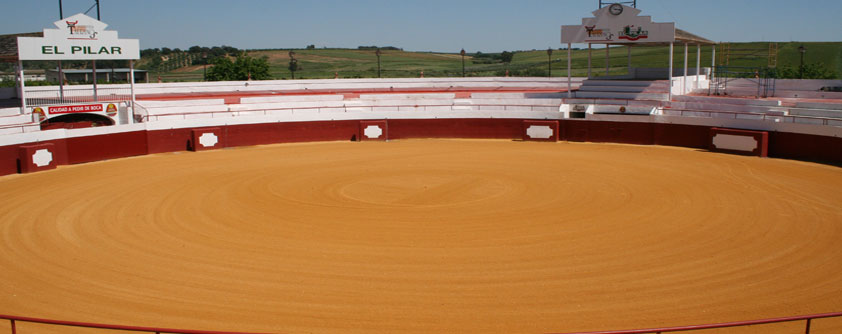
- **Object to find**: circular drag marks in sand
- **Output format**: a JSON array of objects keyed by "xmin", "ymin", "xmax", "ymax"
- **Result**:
[{"xmin": 0, "ymin": 140, "xmax": 841, "ymax": 334}]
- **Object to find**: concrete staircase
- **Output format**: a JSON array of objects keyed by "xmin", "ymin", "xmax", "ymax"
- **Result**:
[{"xmin": 575, "ymin": 80, "xmax": 670, "ymax": 101}]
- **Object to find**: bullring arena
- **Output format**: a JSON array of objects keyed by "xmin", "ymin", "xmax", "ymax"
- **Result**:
[
  {"xmin": 2, "ymin": 5, "xmax": 842, "ymax": 333},
  {"xmin": 1, "ymin": 77, "xmax": 842, "ymax": 334}
]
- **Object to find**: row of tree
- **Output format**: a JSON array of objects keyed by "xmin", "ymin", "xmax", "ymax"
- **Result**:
[
  {"xmin": 137, "ymin": 45, "xmax": 245, "ymax": 73},
  {"xmin": 140, "ymin": 45, "xmax": 240, "ymax": 60},
  {"xmin": 471, "ymin": 51, "xmax": 515, "ymax": 64},
  {"xmin": 205, "ymin": 55, "xmax": 271, "ymax": 81}
]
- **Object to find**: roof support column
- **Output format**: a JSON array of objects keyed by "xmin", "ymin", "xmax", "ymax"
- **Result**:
[
  {"xmin": 683, "ymin": 43, "xmax": 689, "ymax": 95},
  {"xmin": 18, "ymin": 60, "xmax": 26, "ymax": 115},
  {"xmin": 711, "ymin": 45, "xmax": 716, "ymax": 81},
  {"xmin": 605, "ymin": 43, "xmax": 610, "ymax": 76},
  {"xmin": 587, "ymin": 43, "xmax": 592, "ymax": 78},
  {"xmin": 696, "ymin": 44, "xmax": 701, "ymax": 91},
  {"xmin": 627, "ymin": 45, "xmax": 632, "ymax": 77},
  {"xmin": 668, "ymin": 42, "xmax": 673, "ymax": 101},
  {"xmin": 567, "ymin": 43, "xmax": 572, "ymax": 98}
]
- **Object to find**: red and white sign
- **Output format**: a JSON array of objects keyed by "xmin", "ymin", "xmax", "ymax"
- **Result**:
[
  {"xmin": 561, "ymin": 5, "xmax": 675, "ymax": 44},
  {"xmin": 48, "ymin": 104, "xmax": 104, "ymax": 115},
  {"xmin": 17, "ymin": 13, "xmax": 140, "ymax": 61}
]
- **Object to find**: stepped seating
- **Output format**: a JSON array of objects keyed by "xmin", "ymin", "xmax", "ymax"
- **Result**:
[
  {"xmin": 664, "ymin": 95, "xmax": 842, "ymax": 127},
  {"xmin": 669, "ymin": 95, "xmax": 788, "ymax": 115},
  {"xmin": 0, "ymin": 107, "xmax": 20, "ymax": 117},
  {"xmin": 713, "ymin": 78, "xmax": 842, "ymax": 99},
  {"xmin": 137, "ymin": 91, "xmax": 566, "ymax": 122},
  {"xmin": 574, "ymin": 80, "xmax": 670, "ymax": 101},
  {"xmin": 592, "ymin": 105, "xmax": 655, "ymax": 114},
  {"xmin": 137, "ymin": 99, "xmax": 229, "ymax": 121},
  {"xmin": 0, "ymin": 110, "xmax": 38, "ymax": 135},
  {"xmin": 789, "ymin": 102, "xmax": 842, "ymax": 119}
]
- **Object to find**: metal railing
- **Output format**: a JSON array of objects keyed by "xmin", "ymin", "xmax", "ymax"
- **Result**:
[
  {"xmin": 136, "ymin": 103, "xmax": 562, "ymax": 122},
  {"xmin": 0, "ymin": 313, "xmax": 270, "ymax": 334},
  {"xmin": 25, "ymin": 86, "xmax": 132, "ymax": 107},
  {"xmin": 133, "ymin": 101, "xmax": 150, "ymax": 123},
  {"xmin": 550, "ymin": 311, "xmax": 842, "ymax": 334},
  {"xmin": 3, "ymin": 311, "xmax": 840, "ymax": 334},
  {"xmin": 710, "ymin": 66, "xmax": 777, "ymax": 98},
  {"xmin": 0, "ymin": 122, "xmax": 40, "ymax": 134},
  {"xmin": 662, "ymin": 108, "xmax": 842, "ymax": 127}
]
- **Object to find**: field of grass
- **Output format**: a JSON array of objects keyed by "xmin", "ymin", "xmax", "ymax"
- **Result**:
[{"xmin": 147, "ymin": 42, "xmax": 842, "ymax": 82}]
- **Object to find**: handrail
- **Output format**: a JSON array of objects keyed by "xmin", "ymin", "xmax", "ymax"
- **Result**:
[
  {"xmin": 136, "ymin": 103, "xmax": 563, "ymax": 122},
  {"xmin": 662, "ymin": 107, "xmax": 842, "ymax": 126},
  {"xmin": 3, "ymin": 311, "xmax": 840, "ymax": 334},
  {"xmin": 0, "ymin": 313, "xmax": 272, "ymax": 334},
  {"xmin": 0, "ymin": 121, "xmax": 39, "ymax": 131},
  {"xmin": 548, "ymin": 311, "xmax": 842, "ymax": 334}
]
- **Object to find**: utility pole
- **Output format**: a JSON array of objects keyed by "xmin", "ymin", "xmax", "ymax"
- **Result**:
[
  {"xmin": 96, "ymin": 0, "xmax": 101, "ymax": 20},
  {"xmin": 289, "ymin": 51, "xmax": 297, "ymax": 79},
  {"xmin": 375, "ymin": 49, "xmax": 381, "ymax": 78},
  {"xmin": 460, "ymin": 49, "xmax": 466, "ymax": 77},
  {"xmin": 547, "ymin": 48, "xmax": 553, "ymax": 78},
  {"xmin": 58, "ymin": 0, "xmax": 65, "ymax": 102},
  {"xmin": 202, "ymin": 52, "xmax": 208, "ymax": 81},
  {"xmin": 798, "ymin": 45, "xmax": 807, "ymax": 79}
]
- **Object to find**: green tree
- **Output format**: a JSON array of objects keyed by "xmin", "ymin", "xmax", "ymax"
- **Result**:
[
  {"xmin": 206, "ymin": 54, "xmax": 271, "ymax": 81},
  {"xmin": 776, "ymin": 63, "xmax": 836, "ymax": 79},
  {"xmin": 500, "ymin": 51, "xmax": 515, "ymax": 64}
]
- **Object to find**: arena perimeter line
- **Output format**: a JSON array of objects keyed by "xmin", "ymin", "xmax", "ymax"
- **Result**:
[{"xmin": 0, "ymin": 140, "xmax": 840, "ymax": 334}]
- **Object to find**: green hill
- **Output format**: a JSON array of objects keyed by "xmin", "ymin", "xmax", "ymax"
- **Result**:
[{"xmin": 141, "ymin": 42, "xmax": 842, "ymax": 82}]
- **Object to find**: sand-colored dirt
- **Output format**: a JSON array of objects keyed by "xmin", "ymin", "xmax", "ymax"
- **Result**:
[{"xmin": 1, "ymin": 140, "xmax": 841, "ymax": 334}]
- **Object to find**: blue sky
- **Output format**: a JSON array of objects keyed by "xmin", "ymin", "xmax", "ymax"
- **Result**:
[{"xmin": 2, "ymin": 0, "xmax": 841, "ymax": 52}]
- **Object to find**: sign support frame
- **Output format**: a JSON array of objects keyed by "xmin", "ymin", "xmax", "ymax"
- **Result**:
[
  {"xmin": 129, "ymin": 60, "xmax": 136, "ymax": 124},
  {"xmin": 92, "ymin": 60, "xmax": 98, "ymax": 102},
  {"xmin": 18, "ymin": 61, "xmax": 27, "ymax": 115}
]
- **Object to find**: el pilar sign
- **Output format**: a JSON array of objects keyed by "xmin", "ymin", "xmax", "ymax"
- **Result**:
[{"xmin": 17, "ymin": 13, "xmax": 139, "ymax": 60}]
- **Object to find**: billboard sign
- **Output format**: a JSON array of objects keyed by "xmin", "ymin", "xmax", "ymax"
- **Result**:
[
  {"xmin": 17, "ymin": 13, "xmax": 140, "ymax": 60},
  {"xmin": 31, "ymin": 102, "xmax": 120, "ymax": 122},
  {"xmin": 561, "ymin": 5, "xmax": 675, "ymax": 44}
]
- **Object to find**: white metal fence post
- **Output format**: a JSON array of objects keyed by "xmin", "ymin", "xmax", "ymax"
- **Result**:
[
  {"xmin": 567, "ymin": 43, "xmax": 573, "ymax": 98},
  {"xmin": 683, "ymin": 43, "xmax": 689, "ymax": 95},
  {"xmin": 668, "ymin": 42, "xmax": 674, "ymax": 101}
]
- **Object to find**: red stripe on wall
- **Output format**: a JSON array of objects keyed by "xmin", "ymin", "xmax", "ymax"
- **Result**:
[{"xmin": 2, "ymin": 119, "xmax": 842, "ymax": 177}]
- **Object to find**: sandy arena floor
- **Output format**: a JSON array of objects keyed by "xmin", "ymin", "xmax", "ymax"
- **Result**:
[{"xmin": 0, "ymin": 140, "xmax": 841, "ymax": 334}]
